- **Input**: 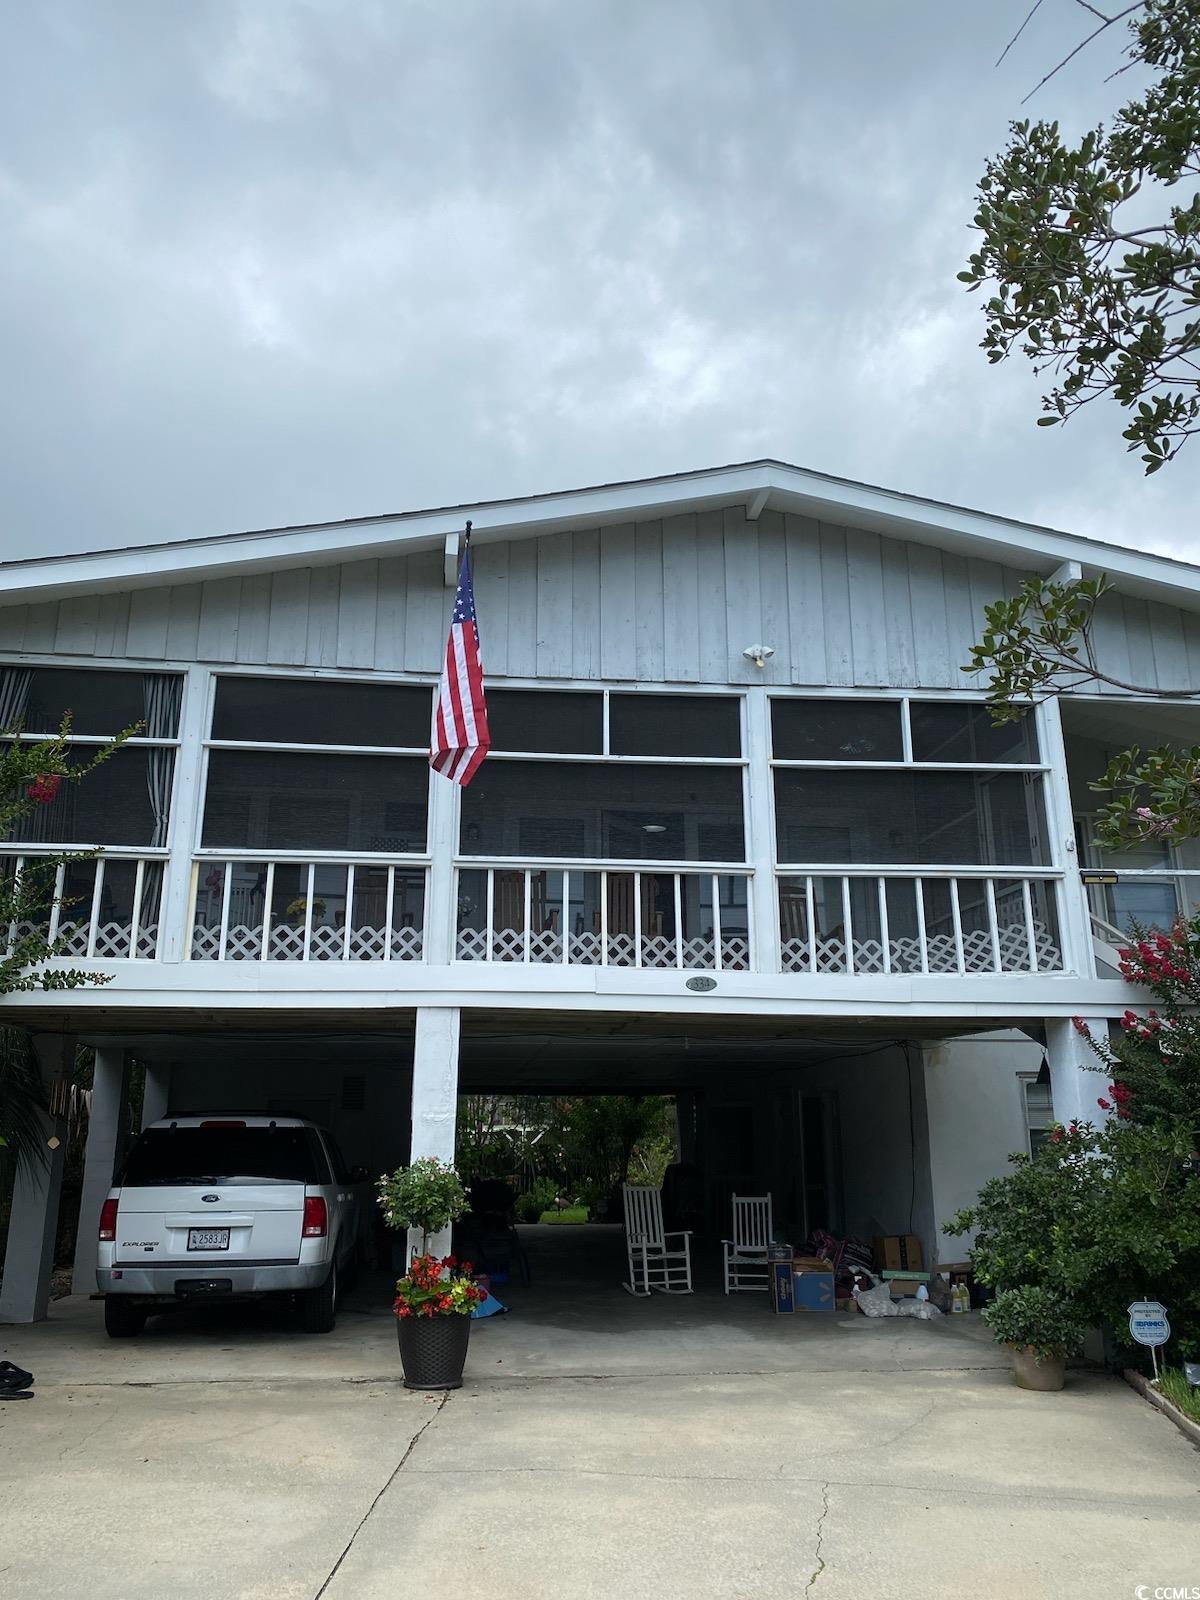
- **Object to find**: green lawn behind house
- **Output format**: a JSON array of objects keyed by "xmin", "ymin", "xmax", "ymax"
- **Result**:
[{"xmin": 537, "ymin": 1206, "xmax": 590, "ymax": 1225}]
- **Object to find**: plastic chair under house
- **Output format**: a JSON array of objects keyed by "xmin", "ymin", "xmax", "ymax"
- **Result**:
[
  {"xmin": 621, "ymin": 1183, "xmax": 693, "ymax": 1296},
  {"xmin": 722, "ymin": 1194, "xmax": 773, "ymax": 1293}
]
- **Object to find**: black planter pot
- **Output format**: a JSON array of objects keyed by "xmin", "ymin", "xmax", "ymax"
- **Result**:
[{"xmin": 397, "ymin": 1313, "xmax": 471, "ymax": 1390}]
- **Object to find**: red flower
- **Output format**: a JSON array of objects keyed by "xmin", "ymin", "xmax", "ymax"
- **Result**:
[
  {"xmin": 1048, "ymin": 1128, "xmax": 1065, "ymax": 1145},
  {"xmin": 26, "ymin": 774, "xmax": 61, "ymax": 804},
  {"xmin": 1097, "ymin": 1097, "xmax": 1112, "ymax": 1111},
  {"xmin": 1071, "ymin": 1016, "xmax": 1089, "ymax": 1035}
]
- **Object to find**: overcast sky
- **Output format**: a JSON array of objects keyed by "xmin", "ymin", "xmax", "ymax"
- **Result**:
[{"xmin": 2, "ymin": 1, "xmax": 1195, "ymax": 565}]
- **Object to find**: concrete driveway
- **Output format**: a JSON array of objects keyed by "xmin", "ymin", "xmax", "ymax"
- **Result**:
[{"xmin": 2, "ymin": 1229, "xmax": 1198, "ymax": 1599}]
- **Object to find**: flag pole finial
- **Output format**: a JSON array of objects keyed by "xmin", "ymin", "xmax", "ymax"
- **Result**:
[{"xmin": 464, "ymin": 519, "xmax": 472, "ymax": 548}]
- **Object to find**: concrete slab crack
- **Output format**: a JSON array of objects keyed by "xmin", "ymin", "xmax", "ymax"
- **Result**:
[
  {"xmin": 805, "ymin": 1483, "xmax": 831, "ymax": 1592},
  {"xmin": 313, "ymin": 1393, "xmax": 448, "ymax": 1599}
]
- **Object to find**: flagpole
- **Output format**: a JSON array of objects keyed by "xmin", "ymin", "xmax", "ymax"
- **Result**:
[{"xmin": 464, "ymin": 519, "xmax": 472, "ymax": 550}]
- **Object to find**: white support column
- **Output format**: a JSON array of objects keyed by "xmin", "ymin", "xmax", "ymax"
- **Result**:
[
  {"xmin": 743, "ymin": 685, "xmax": 780, "ymax": 974},
  {"xmin": 72, "ymin": 1047, "xmax": 127, "ymax": 1293},
  {"xmin": 1036, "ymin": 697, "xmax": 1094, "ymax": 978},
  {"xmin": 1045, "ymin": 1015, "xmax": 1111, "ymax": 1128},
  {"xmin": 408, "ymin": 1006, "xmax": 461, "ymax": 1260},
  {"xmin": 424, "ymin": 768, "xmax": 461, "ymax": 967},
  {"xmin": 0, "ymin": 1035, "xmax": 72, "ymax": 1324},
  {"xmin": 158, "ymin": 664, "xmax": 212, "ymax": 963},
  {"xmin": 141, "ymin": 1062, "xmax": 171, "ymax": 1129}
]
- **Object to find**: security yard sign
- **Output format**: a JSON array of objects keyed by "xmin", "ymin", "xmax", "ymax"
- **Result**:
[{"xmin": 1128, "ymin": 1300, "xmax": 1170, "ymax": 1376}]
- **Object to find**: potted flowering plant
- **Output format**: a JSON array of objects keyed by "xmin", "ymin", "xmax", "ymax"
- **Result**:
[
  {"xmin": 378, "ymin": 1157, "xmax": 479, "ymax": 1387},
  {"xmin": 393, "ymin": 1253, "xmax": 486, "ymax": 1389}
]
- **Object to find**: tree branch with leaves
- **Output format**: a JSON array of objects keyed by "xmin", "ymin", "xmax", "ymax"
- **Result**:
[
  {"xmin": 0, "ymin": 715, "xmax": 135, "ymax": 1158},
  {"xmin": 967, "ymin": 571, "xmax": 1200, "ymax": 846},
  {"xmin": 962, "ymin": 0, "xmax": 1200, "ymax": 471}
]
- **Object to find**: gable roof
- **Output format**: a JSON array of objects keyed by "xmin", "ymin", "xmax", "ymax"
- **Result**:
[{"xmin": 2, "ymin": 458, "xmax": 1198, "ymax": 609}]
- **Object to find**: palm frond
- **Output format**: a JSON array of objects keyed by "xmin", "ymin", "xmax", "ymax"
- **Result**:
[{"xmin": 0, "ymin": 1027, "xmax": 47, "ymax": 1171}]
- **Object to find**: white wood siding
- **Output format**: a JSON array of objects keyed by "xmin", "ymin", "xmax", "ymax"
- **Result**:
[{"xmin": 1, "ymin": 503, "xmax": 1196, "ymax": 691}]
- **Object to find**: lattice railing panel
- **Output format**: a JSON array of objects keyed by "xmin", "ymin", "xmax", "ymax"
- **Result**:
[
  {"xmin": 455, "ymin": 926, "xmax": 748, "ymax": 970},
  {"xmin": 780, "ymin": 919, "xmax": 1062, "ymax": 975},
  {"xmin": 191, "ymin": 921, "xmax": 424, "ymax": 962},
  {"xmin": 10, "ymin": 918, "xmax": 160, "ymax": 961}
]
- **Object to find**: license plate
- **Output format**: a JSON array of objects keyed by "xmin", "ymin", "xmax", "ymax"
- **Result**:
[{"xmin": 187, "ymin": 1228, "xmax": 230, "ymax": 1251}]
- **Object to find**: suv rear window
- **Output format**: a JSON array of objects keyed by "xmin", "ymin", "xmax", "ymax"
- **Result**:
[{"xmin": 121, "ymin": 1125, "xmax": 328, "ymax": 1186}]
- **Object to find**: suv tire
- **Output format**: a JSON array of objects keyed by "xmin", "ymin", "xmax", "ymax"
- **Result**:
[
  {"xmin": 104, "ymin": 1297, "xmax": 147, "ymax": 1338},
  {"xmin": 300, "ymin": 1262, "xmax": 337, "ymax": 1334}
]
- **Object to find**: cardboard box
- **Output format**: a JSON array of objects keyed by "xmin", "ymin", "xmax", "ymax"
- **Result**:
[
  {"xmin": 874, "ymin": 1234, "xmax": 923, "ymax": 1272},
  {"xmin": 793, "ymin": 1270, "xmax": 835, "ymax": 1311},
  {"xmin": 885, "ymin": 1277, "xmax": 924, "ymax": 1298},
  {"xmin": 770, "ymin": 1260, "xmax": 795, "ymax": 1313}
]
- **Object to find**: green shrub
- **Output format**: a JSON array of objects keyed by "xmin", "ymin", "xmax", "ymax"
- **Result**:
[
  {"xmin": 515, "ymin": 1177, "xmax": 558, "ymax": 1223},
  {"xmin": 982, "ymin": 1285, "xmax": 1086, "ymax": 1363}
]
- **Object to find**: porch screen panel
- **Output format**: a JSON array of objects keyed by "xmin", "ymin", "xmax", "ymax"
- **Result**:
[
  {"xmin": 201, "ymin": 750, "xmax": 429, "ymax": 852},
  {"xmin": 21, "ymin": 667, "xmax": 166, "ymax": 736},
  {"xmin": 771, "ymin": 700, "xmax": 902, "ymax": 762},
  {"xmin": 909, "ymin": 702, "xmax": 1038, "ymax": 764},
  {"xmin": 211, "ymin": 677, "xmax": 431, "ymax": 748},
  {"xmin": 459, "ymin": 762, "xmax": 745, "ymax": 860},
  {"xmin": 486, "ymin": 690, "xmax": 603, "ymax": 754},
  {"xmin": 773, "ymin": 770, "xmax": 1049, "ymax": 866},
  {"xmin": 3, "ymin": 746, "xmax": 175, "ymax": 847},
  {"xmin": 609, "ymin": 694, "xmax": 740, "ymax": 757}
]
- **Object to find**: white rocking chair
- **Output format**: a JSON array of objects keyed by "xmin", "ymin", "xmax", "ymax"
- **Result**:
[
  {"xmin": 621, "ymin": 1183, "xmax": 693, "ymax": 1295},
  {"xmin": 722, "ymin": 1194, "xmax": 773, "ymax": 1293}
]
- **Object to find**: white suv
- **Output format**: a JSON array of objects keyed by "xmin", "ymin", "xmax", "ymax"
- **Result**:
[{"xmin": 97, "ymin": 1115, "xmax": 365, "ymax": 1337}]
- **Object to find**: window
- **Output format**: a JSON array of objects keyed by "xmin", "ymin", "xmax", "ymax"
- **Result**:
[
  {"xmin": 771, "ymin": 700, "xmax": 902, "ymax": 762},
  {"xmin": 3, "ymin": 745, "xmax": 176, "ymax": 848},
  {"xmin": 910, "ymin": 702, "xmax": 1037, "ymax": 764},
  {"xmin": 486, "ymin": 690, "xmax": 603, "ymax": 754},
  {"xmin": 460, "ymin": 761, "xmax": 745, "ymax": 860},
  {"xmin": 1022, "ymin": 1074, "xmax": 1055, "ymax": 1156},
  {"xmin": 211, "ymin": 676, "xmax": 430, "ymax": 748},
  {"xmin": 609, "ymin": 694, "xmax": 740, "ymax": 758},
  {"xmin": 18, "ymin": 667, "xmax": 171, "ymax": 737},
  {"xmin": 120, "ymin": 1124, "xmax": 328, "ymax": 1186},
  {"xmin": 1, "ymin": 666, "xmax": 182, "ymax": 849},
  {"xmin": 202, "ymin": 677, "xmax": 431, "ymax": 854},
  {"xmin": 774, "ymin": 769, "xmax": 1048, "ymax": 866},
  {"xmin": 457, "ymin": 688, "xmax": 745, "ymax": 861},
  {"xmin": 202, "ymin": 750, "xmax": 429, "ymax": 852}
]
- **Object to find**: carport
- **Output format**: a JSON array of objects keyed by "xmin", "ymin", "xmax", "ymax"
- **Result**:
[{"xmin": 1, "ymin": 1006, "xmax": 1025, "ymax": 1327}]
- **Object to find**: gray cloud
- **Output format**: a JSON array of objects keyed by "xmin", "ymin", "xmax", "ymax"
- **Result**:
[{"xmin": 1, "ymin": 1, "xmax": 1194, "ymax": 562}]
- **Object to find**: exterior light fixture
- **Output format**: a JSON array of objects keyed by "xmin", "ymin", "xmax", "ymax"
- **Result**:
[
  {"xmin": 642, "ymin": 824, "xmax": 667, "ymax": 833},
  {"xmin": 742, "ymin": 644, "xmax": 775, "ymax": 669}
]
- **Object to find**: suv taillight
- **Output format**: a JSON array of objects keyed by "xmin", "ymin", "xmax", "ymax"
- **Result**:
[
  {"xmin": 99, "ymin": 1197, "xmax": 119, "ymax": 1242},
  {"xmin": 302, "ymin": 1196, "xmax": 327, "ymax": 1238}
]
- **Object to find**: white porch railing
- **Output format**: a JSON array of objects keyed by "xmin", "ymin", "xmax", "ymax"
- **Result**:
[
  {"xmin": 455, "ymin": 863, "xmax": 752, "ymax": 970},
  {"xmin": 189, "ymin": 857, "xmax": 427, "ymax": 961},
  {"xmin": 1, "ymin": 847, "xmax": 165, "ymax": 961},
  {"xmin": 777, "ymin": 870, "xmax": 1065, "ymax": 975}
]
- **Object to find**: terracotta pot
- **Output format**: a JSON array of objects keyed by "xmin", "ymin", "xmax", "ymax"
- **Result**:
[
  {"xmin": 1008, "ymin": 1344, "xmax": 1066, "ymax": 1391},
  {"xmin": 396, "ymin": 1313, "xmax": 471, "ymax": 1390}
]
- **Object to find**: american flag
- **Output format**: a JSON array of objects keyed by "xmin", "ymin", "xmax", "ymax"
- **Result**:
[{"xmin": 430, "ymin": 532, "xmax": 490, "ymax": 786}]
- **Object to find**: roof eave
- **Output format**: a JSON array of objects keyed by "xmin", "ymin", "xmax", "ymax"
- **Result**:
[{"xmin": 0, "ymin": 459, "xmax": 1197, "ymax": 609}]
